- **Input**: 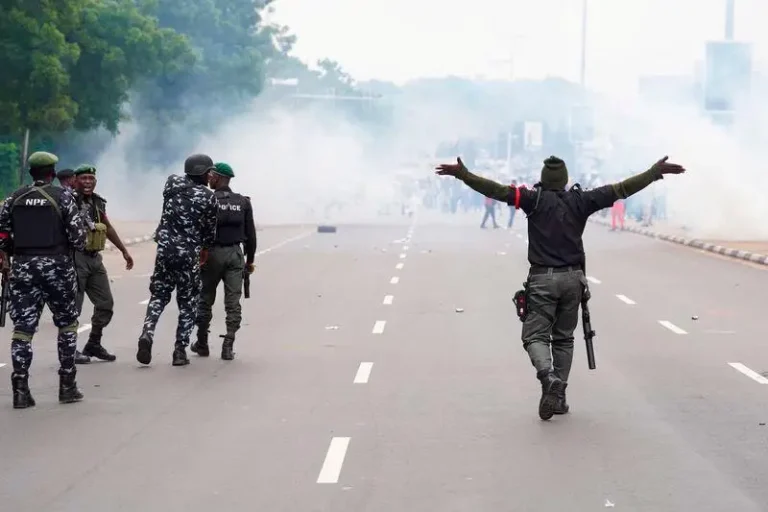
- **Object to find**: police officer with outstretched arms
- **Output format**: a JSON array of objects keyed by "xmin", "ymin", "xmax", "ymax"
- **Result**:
[
  {"xmin": 0, "ymin": 152, "xmax": 88, "ymax": 408},
  {"xmin": 435, "ymin": 155, "xmax": 686, "ymax": 420},
  {"xmin": 192, "ymin": 162, "xmax": 257, "ymax": 361}
]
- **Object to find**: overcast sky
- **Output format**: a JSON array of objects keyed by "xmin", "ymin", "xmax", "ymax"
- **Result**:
[{"xmin": 270, "ymin": 0, "xmax": 768, "ymax": 95}]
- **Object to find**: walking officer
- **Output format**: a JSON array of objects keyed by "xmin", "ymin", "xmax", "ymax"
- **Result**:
[
  {"xmin": 435, "ymin": 155, "xmax": 685, "ymax": 420},
  {"xmin": 72, "ymin": 164, "xmax": 134, "ymax": 364},
  {"xmin": 136, "ymin": 154, "xmax": 218, "ymax": 367},
  {"xmin": 0, "ymin": 151, "xmax": 87, "ymax": 408},
  {"xmin": 192, "ymin": 162, "xmax": 257, "ymax": 360}
]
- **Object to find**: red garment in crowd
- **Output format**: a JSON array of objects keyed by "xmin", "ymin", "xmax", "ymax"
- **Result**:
[{"xmin": 611, "ymin": 200, "xmax": 625, "ymax": 230}]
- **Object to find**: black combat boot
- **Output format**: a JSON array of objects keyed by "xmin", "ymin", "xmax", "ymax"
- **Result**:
[
  {"xmin": 537, "ymin": 370, "xmax": 564, "ymax": 421},
  {"xmin": 136, "ymin": 333, "xmax": 153, "ymax": 365},
  {"xmin": 82, "ymin": 331, "xmax": 117, "ymax": 362},
  {"xmin": 554, "ymin": 383, "xmax": 570, "ymax": 415},
  {"xmin": 220, "ymin": 334, "xmax": 235, "ymax": 361},
  {"xmin": 190, "ymin": 328, "xmax": 210, "ymax": 357},
  {"xmin": 75, "ymin": 350, "xmax": 91, "ymax": 364},
  {"xmin": 59, "ymin": 373, "xmax": 84, "ymax": 404},
  {"xmin": 172, "ymin": 343, "xmax": 189, "ymax": 366},
  {"xmin": 11, "ymin": 372, "xmax": 35, "ymax": 409}
]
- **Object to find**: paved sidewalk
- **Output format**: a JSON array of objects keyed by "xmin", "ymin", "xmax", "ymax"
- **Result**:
[{"xmin": 590, "ymin": 216, "xmax": 768, "ymax": 265}]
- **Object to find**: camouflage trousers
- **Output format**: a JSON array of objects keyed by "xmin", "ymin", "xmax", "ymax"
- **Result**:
[
  {"xmin": 9, "ymin": 255, "xmax": 79, "ymax": 376},
  {"xmin": 141, "ymin": 253, "xmax": 201, "ymax": 346}
]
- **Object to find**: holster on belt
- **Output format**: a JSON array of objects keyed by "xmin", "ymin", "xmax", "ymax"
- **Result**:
[
  {"xmin": 513, "ymin": 279, "xmax": 530, "ymax": 322},
  {"xmin": 85, "ymin": 222, "xmax": 107, "ymax": 252}
]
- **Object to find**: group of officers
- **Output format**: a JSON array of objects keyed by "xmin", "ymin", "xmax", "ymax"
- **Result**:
[{"xmin": 0, "ymin": 152, "xmax": 256, "ymax": 409}]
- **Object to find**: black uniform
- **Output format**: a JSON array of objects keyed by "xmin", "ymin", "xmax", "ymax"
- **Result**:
[
  {"xmin": 444, "ymin": 155, "xmax": 673, "ymax": 420},
  {"xmin": 193, "ymin": 186, "xmax": 257, "ymax": 358}
]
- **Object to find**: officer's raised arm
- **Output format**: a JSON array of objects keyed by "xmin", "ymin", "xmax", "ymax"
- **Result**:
[
  {"xmin": 59, "ymin": 189, "xmax": 87, "ymax": 252},
  {"xmin": 582, "ymin": 156, "xmax": 686, "ymax": 215},
  {"xmin": 435, "ymin": 157, "xmax": 536, "ymax": 212}
]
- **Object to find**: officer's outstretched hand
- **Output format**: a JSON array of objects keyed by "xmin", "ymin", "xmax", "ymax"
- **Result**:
[
  {"xmin": 435, "ymin": 157, "xmax": 468, "ymax": 177},
  {"xmin": 652, "ymin": 156, "xmax": 686, "ymax": 175},
  {"xmin": 122, "ymin": 250, "xmax": 134, "ymax": 270}
]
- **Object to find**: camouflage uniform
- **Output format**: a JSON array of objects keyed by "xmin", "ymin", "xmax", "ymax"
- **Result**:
[
  {"xmin": 0, "ymin": 152, "xmax": 87, "ymax": 408},
  {"xmin": 137, "ymin": 154, "xmax": 218, "ymax": 366}
]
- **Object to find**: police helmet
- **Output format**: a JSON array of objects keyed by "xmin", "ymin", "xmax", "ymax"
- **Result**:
[{"xmin": 184, "ymin": 154, "xmax": 214, "ymax": 176}]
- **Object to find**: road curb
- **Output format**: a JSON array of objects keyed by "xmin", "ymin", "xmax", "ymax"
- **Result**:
[{"xmin": 589, "ymin": 218, "xmax": 768, "ymax": 266}]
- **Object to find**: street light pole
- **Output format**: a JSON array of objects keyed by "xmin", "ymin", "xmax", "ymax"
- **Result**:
[
  {"xmin": 580, "ymin": 0, "xmax": 588, "ymax": 86},
  {"xmin": 725, "ymin": 0, "xmax": 735, "ymax": 40}
]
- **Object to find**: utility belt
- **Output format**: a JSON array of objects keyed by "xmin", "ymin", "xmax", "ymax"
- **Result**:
[
  {"xmin": 513, "ymin": 265, "xmax": 582, "ymax": 322},
  {"xmin": 85, "ymin": 222, "xmax": 108, "ymax": 252},
  {"xmin": 528, "ymin": 264, "xmax": 580, "ymax": 276}
]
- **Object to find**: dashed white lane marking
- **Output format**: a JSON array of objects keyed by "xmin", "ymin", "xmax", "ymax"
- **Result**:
[
  {"xmin": 658, "ymin": 320, "xmax": 687, "ymax": 335},
  {"xmin": 399, "ymin": 253, "xmax": 407, "ymax": 259},
  {"xmin": 256, "ymin": 230, "xmax": 314, "ymax": 256},
  {"xmin": 390, "ymin": 276, "xmax": 399, "ymax": 284},
  {"xmin": 139, "ymin": 299, "xmax": 149, "ymax": 305},
  {"xmin": 0, "ymin": 363, "xmax": 6, "ymax": 369},
  {"xmin": 372, "ymin": 321, "xmax": 386, "ymax": 334},
  {"xmin": 516, "ymin": 233, "xmax": 523, "ymax": 239},
  {"xmin": 615, "ymin": 294, "xmax": 636, "ymax": 305},
  {"xmin": 77, "ymin": 323, "xmax": 92, "ymax": 334},
  {"xmin": 317, "ymin": 437, "xmax": 351, "ymax": 484},
  {"xmin": 586, "ymin": 276, "xmax": 601, "ymax": 284},
  {"xmin": 728, "ymin": 363, "xmax": 768, "ymax": 384},
  {"xmin": 395, "ymin": 262, "xmax": 404, "ymax": 270},
  {"xmin": 354, "ymin": 362, "xmax": 373, "ymax": 384},
  {"xmin": 383, "ymin": 295, "xmax": 394, "ymax": 305},
  {"xmin": 403, "ymin": 245, "xmax": 409, "ymax": 251},
  {"xmin": 139, "ymin": 273, "xmax": 153, "ymax": 278}
]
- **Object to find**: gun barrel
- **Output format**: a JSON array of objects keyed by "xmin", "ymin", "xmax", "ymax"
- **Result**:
[{"xmin": 586, "ymin": 336, "xmax": 596, "ymax": 369}]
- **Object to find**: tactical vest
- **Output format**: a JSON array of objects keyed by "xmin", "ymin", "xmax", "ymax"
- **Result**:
[
  {"xmin": 81, "ymin": 195, "xmax": 107, "ymax": 252},
  {"xmin": 214, "ymin": 189, "xmax": 247, "ymax": 246},
  {"xmin": 9, "ymin": 184, "xmax": 69, "ymax": 256}
]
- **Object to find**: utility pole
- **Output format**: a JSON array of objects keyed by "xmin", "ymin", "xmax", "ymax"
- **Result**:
[
  {"xmin": 580, "ymin": 0, "xmax": 588, "ymax": 86},
  {"xmin": 725, "ymin": 0, "xmax": 735, "ymax": 40}
]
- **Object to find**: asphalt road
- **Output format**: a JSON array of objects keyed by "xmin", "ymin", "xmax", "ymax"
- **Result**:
[{"xmin": 1, "ymin": 218, "xmax": 768, "ymax": 511}]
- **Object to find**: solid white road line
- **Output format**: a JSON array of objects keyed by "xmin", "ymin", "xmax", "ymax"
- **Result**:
[
  {"xmin": 728, "ymin": 363, "xmax": 768, "ymax": 384},
  {"xmin": 354, "ymin": 362, "xmax": 373, "ymax": 384},
  {"xmin": 77, "ymin": 323, "xmax": 92, "ymax": 334},
  {"xmin": 390, "ymin": 276, "xmax": 399, "ymax": 284},
  {"xmin": 399, "ymin": 253, "xmax": 407, "ymax": 259},
  {"xmin": 139, "ymin": 299, "xmax": 149, "ymax": 305},
  {"xmin": 586, "ymin": 276, "xmax": 601, "ymax": 284},
  {"xmin": 383, "ymin": 295, "xmax": 394, "ymax": 305},
  {"xmin": 372, "ymin": 321, "xmax": 386, "ymax": 334},
  {"xmin": 658, "ymin": 320, "xmax": 687, "ymax": 335},
  {"xmin": 615, "ymin": 294, "xmax": 636, "ymax": 305},
  {"xmin": 395, "ymin": 262, "xmax": 404, "ymax": 270},
  {"xmin": 317, "ymin": 437, "xmax": 351, "ymax": 484}
]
